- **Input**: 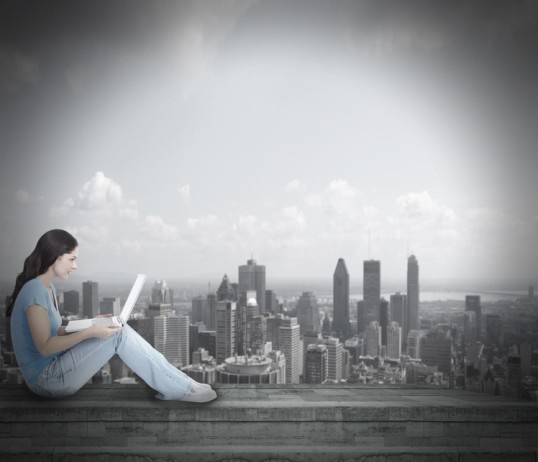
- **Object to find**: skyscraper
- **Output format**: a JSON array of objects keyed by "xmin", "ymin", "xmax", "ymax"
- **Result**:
[
  {"xmin": 406, "ymin": 255, "xmax": 420, "ymax": 335},
  {"xmin": 82, "ymin": 281, "xmax": 99, "ymax": 319},
  {"xmin": 63, "ymin": 290, "xmax": 80, "ymax": 315},
  {"xmin": 379, "ymin": 298, "xmax": 389, "ymax": 347},
  {"xmin": 154, "ymin": 314, "xmax": 190, "ymax": 367},
  {"xmin": 296, "ymin": 292, "xmax": 320, "ymax": 335},
  {"xmin": 386, "ymin": 322, "xmax": 402, "ymax": 360},
  {"xmin": 365, "ymin": 321, "xmax": 381, "ymax": 357},
  {"xmin": 151, "ymin": 280, "xmax": 171, "ymax": 304},
  {"xmin": 216, "ymin": 301, "xmax": 236, "ymax": 365},
  {"xmin": 100, "ymin": 297, "xmax": 121, "ymax": 316},
  {"xmin": 363, "ymin": 260, "xmax": 381, "ymax": 329},
  {"xmin": 333, "ymin": 258, "xmax": 350, "ymax": 339},
  {"xmin": 465, "ymin": 295, "xmax": 482, "ymax": 340},
  {"xmin": 322, "ymin": 336, "xmax": 343, "ymax": 381},
  {"xmin": 279, "ymin": 317, "xmax": 302, "ymax": 384},
  {"xmin": 238, "ymin": 259, "xmax": 266, "ymax": 313},
  {"xmin": 304, "ymin": 344, "xmax": 328, "ymax": 384},
  {"xmin": 390, "ymin": 292, "xmax": 407, "ymax": 343}
]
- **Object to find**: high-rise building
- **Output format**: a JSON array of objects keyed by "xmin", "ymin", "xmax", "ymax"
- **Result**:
[
  {"xmin": 406, "ymin": 255, "xmax": 419, "ymax": 335},
  {"xmin": 485, "ymin": 314, "xmax": 504, "ymax": 348},
  {"xmin": 216, "ymin": 301, "xmax": 236, "ymax": 365},
  {"xmin": 82, "ymin": 281, "xmax": 99, "ymax": 319},
  {"xmin": 151, "ymin": 280, "xmax": 171, "ymax": 304},
  {"xmin": 363, "ymin": 260, "xmax": 381, "ymax": 329},
  {"xmin": 379, "ymin": 298, "xmax": 389, "ymax": 346},
  {"xmin": 333, "ymin": 258, "xmax": 350, "ymax": 339},
  {"xmin": 407, "ymin": 330, "xmax": 425, "ymax": 359},
  {"xmin": 386, "ymin": 322, "xmax": 402, "ymax": 360},
  {"xmin": 100, "ymin": 297, "xmax": 121, "ymax": 316},
  {"xmin": 238, "ymin": 259, "xmax": 266, "ymax": 313},
  {"xmin": 217, "ymin": 274, "xmax": 236, "ymax": 301},
  {"xmin": 265, "ymin": 290, "xmax": 278, "ymax": 313},
  {"xmin": 421, "ymin": 330, "xmax": 453, "ymax": 387},
  {"xmin": 322, "ymin": 336, "xmax": 343, "ymax": 381},
  {"xmin": 390, "ymin": 292, "xmax": 407, "ymax": 345},
  {"xmin": 365, "ymin": 321, "xmax": 381, "ymax": 357},
  {"xmin": 529, "ymin": 285, "xmax": 535, "ymax": 300},
  {"xmin": 154, "ymin": 314, "xmax": 190, "ymax": 367},
  {"xmin": 304, "ymin": 344, "xmax": 328, "ymax": 384},
  {"xmin": 465, "ymin": 295, "xmax": 482, "ymax": 340},
  {"xmin": 63, "ymin": 290, "xmax": 80, "ymax": 315},
  {"xmin": 296, "ymin": 292, "xmax": 320, "ymax": 335},
  {"xmin": 279, "ymin": 317, "xmax": 302, "ymax": 384}
]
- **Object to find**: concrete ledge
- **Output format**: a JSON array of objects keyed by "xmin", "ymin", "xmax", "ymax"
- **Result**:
[
  {"xmin": 1, "ymin": 384, "xmax": 537, "ymax": 461},
  {"xmin": 1, "ymin": 445, "xmax": 537, "ymax": 462}
]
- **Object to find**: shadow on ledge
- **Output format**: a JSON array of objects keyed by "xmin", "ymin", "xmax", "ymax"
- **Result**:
[{"xmin": 1, "ymin": 383, "xmax": 537, "ymax": 462}]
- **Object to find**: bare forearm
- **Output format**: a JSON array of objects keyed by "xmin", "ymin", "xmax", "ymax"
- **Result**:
[{"xmin": 39, "ymin": 329, "xmax": 92, "ymax": 356}]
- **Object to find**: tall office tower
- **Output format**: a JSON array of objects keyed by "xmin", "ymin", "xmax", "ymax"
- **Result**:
[
  {"xmin": 151, "ymin": 280, "xmax": 170, "ymax": 304},
  {"xmin": 279, "ymin": 317, "xmax": 302, "ymax": 384},
  {"xmin": 407, "ymin": 330, "xmax": 424, "ymax": 359},
  {"xmin": 238, "ymin": 259, "xmax": 266, "ymax": 313},
  {"xmin": 130, "ymin": 317, "xmax": 155, "ymax": 346},
  {"xmin": 463, "ymin": 310, "xmax": 477, "ymax": 347},
  {"xmin": 529, "ymin": 285, "xmax": 535, "ymax": 300},
  {"xmin": 486, "ymin": 314, "xmax": 504, "ymax": 348},
  {"xmin": 216, "ymin": 301, "xmax": 236, "ymax": 365},
  {"xmin": 333, "ymin": 258, "xmax": 350, "ymax": 340},
  {"xmin": 465, "ymin": 296, "xmax": 482, "ymax": 340},
  {"xmin": 154, "ymin": 314, "xmax": 190, "ymax": 367},
  {"xmin": 198, "ymin": 331, "xmax": 217, "ymax": 358},
  {"xmin": 63, "ymin": 290, "xmax": 79, "ymax": 315},
  {"xmin": 148, "ymin": 302, "xmax": 172, "ymax": 318},
  {"xmin": 321, "ymin": 311, "xmax": 332, "ymax": 337},
  {"xmin": 406, "ymin": 255, "xmax": 420, "ymax": 335},
  {"xmin": 341, "ymin": 348, "xmax": 351, "ymax": 380},
  {"xmin": 191, "ymin": 295, "xmax": 206, "ymax": 324},
  {"xmin": 100, "ymin": 297, "xmax": 121, "ymax": 316},
  {"xmin": 386, "ymin": 322, "xmax": 402, "ymax": 360},
  {"xmin": 266, "ymin": 315, "xmax": 284, "ymax": 350},
  {"xmin": 356, "ymin": 300, "xmax": 365, "ymax": 334},
  {"xmin": 250, "ymin": 316, "xmax": 267, "ymax": 354},
  {"xmin": 217, "ymin": 274, "xmax": 236, "ymax": 301},
  {"xmin": 365, "ymin": 321, "xmax": 381, "ymax": 357},
  {"xmin": 390, "ymin": 292, "xmax": 407, "ymax": 343},
  {"xmin": 296, "ymin": 292, "xmax": 320, "ymax": 335},
  {"xmin": 265, "ymin": 290, "xmax": 278, "ymax": 313},
  {"xmin": 507, "ymin": 352, "xmax": 522, "ymax": 398},
  {"xmin": 266, "ymin": 350, "xmax": 286, "ymax": 384},
  {"xmin": 379, "ymin": 298, "xmax": 389, "ymax": 346},
  {"xmin": 421, "ymin": 330, "xmax": 453, "ymax": 387},
  {"xmin": 82, "ymin": 281, "xmax": 99, "ymax": 319},
  {"xmin": 322, "ymin": 336, "xmax": 343, "ymax": 381},
  {"xmin": 189, "ymin": 324, "xmax": 200, "ymax": 363},
  {"xmin": 363, "ymin": 260, "xmax": 381, "ymax": 329},
  {"xmin": 207, "ymin": 293, "xmax": 217, "ymax": 330},
  {"xmin": 304, "ymin": 344, "xmax": 328, "ymax": 384}
]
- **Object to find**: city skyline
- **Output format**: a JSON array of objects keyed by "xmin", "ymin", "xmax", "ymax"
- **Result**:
[{"xmin": 1, "ymin": 2, "xmax": 538, "ymax": 282}]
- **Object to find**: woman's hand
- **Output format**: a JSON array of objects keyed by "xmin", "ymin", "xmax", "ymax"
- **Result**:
[{"xmin": 86, "ymin": 324, "xmax": 123, "ymax": 340}]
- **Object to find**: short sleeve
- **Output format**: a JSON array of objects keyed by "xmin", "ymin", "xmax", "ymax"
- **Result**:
[{"xmin": 20, "ymin": 280, "xmax": 50, "ymax": 313}]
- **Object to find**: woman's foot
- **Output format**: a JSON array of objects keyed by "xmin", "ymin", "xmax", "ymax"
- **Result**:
[{"xmin": 182, "ymin": 380, "xmax": 217, "ymax": 403}]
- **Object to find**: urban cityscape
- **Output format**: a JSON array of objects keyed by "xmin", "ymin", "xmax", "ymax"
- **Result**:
[{"xmin": 1, "ymin": 255, "xmax": 537, "ymax": 400}]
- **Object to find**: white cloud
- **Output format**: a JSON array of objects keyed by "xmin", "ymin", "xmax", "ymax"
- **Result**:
[
  {"xmin": 141, "ymin": 215, "xmax": 179, "ymax": 241},
  {"xmin": 397, "ymin": 190, "xmax": 457, "ymax": 228},
  {"xmin": 51, "ymin": 171, "xmax": 138, "ymax": 219},
  {"xmin": 178, "ymin": 184, "xmax": 191, "ymax": 205},
  {"xmin": 285, "ymin": 179, "xmax": 307, "ymax": 193}
]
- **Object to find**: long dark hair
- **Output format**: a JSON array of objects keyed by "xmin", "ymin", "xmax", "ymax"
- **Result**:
[{"xmin": 6, "ymin": 229, "xmax": 78, "ymax": 316}]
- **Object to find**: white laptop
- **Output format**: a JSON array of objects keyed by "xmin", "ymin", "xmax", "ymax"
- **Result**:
[{"xmin": 65, "ymin": 274, "xmax": 146, "ymax": 333}]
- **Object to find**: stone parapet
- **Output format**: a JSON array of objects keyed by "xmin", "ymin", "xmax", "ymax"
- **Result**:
[{"xmin": 1, "ymin": 384, "xmax": 537, "ymax": 461}]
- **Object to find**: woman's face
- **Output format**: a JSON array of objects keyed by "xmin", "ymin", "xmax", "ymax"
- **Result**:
[{"xmin": 52, "ymin": 247, "xmax": 78, "ymax": 280}]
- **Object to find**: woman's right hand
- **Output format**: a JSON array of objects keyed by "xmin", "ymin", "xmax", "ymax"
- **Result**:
[{"xmin": 87, "ymin": 324, "xmax": 123, "ymax": 340}]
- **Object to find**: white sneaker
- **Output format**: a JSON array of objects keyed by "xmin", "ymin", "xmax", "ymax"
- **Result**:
[{"xmin": 182, "ymin": 381, "xmax": 217, "ymax": 403}]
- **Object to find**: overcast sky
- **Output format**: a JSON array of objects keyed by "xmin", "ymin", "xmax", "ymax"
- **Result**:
[{"xmin": 1, "ymin": 0, "xmax": 537, "ymax": 284}]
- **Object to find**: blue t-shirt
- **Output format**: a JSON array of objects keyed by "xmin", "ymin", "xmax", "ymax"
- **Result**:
[{"xmin": 10, "ymin": 278, "xmax": 62, "ymax": 386}]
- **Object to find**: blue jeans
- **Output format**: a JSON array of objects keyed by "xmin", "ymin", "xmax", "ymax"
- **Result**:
[{"xmin": 29, "ymin": 325, "xmax": 193, "ymax": 400}]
